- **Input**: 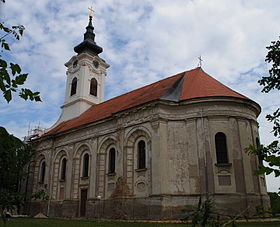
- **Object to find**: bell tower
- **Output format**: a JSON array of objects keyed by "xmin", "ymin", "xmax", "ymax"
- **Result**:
[{"xmin": 57, "ymin": 14, "xmax": 109, "ymax": 123}]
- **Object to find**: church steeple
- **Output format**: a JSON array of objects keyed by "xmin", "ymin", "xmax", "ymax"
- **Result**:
[
  {"xmin": 53, "ymin": 10, "xmax": 109, "ymax": 125},
  {"xmin": 74, "ymin": 15, "xmax": 103, "ymax": 56}
]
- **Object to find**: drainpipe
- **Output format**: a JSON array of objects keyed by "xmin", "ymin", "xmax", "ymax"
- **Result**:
[
  {"xmin": 47, "ymin": 137, "xmax": 55, "ymax": 216},
  {"xmin": 201, "ymin": 108, "xmax": 209, "ymax": 199}
]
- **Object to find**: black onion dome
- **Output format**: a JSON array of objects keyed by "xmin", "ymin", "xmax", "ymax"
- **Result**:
[{"xmin": 74, "ymin": 16, "xmax": 103, "ymax": 56}]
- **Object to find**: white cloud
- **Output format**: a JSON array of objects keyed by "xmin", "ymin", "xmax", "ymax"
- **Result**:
[{"xmin": 1, "ymin": 0, "xmax": 279, "ymax": 192}]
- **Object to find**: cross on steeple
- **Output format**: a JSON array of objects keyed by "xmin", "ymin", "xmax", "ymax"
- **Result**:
[
  {"xmin": 198, "ymin": 55, "xmax": 203, "ymax": 67},
  {"xmin": 88, "ymin": 6, "xmax": 95, "ymax": 18},
  {"xmin": 74, "ymin": 7, "xmax": 103, "ymax": 56}
]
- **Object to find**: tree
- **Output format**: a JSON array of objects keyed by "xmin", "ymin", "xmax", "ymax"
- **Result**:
[
  {"xmin": 247, "ymin": 37, "xmax": 280, "ymax": 181},
  {"xmin": 182, "ymin": 197, "xmax": 217, "ymax": 227},
  {"xmin": 0, "ymin": 1, "xmax": 41, "ymax": 223},
  {"xmin": 0, "ymin": 1, "xmax": 41, "ymax": 103},
  {"xmin": 181, "ymin": 197, "xmax": 248, "ymax": 227},
  {"xmin": 0, "ymin": 127, "xmax": 33, "ymax": 223},
  {"xmin": 268, "ymin": 192, "xmax": 280, "ymax": 216}
]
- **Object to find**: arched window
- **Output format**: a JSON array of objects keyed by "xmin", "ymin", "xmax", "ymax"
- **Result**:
[
  {"xmin": 60, "ymin": 158, "xmax": 67, "ymax": 181},
  {"xmin": 82, "ymin": 153, "xmax": 89, "ymax": 177},
  {"xmin": 215, "ymin": 132, "xmax": 229, "ymax": 164},
  {"xmin": 90, "ymin": 78, "xmax": 97, "ymax": 96},
  {"xmin": 108, "ymin": 148, "xmax": 116, "ymax": 174},
  {"xmin": 39, "ymin": 161, "xmax": 46, "ymax": 184},
  {"xmin": 138, "ymin": 140, "xmax": 146, "ymax": 169},
  {"xmin": 256, "ymin": 137, "xmax": 260, "ymax": 147},
  {"xmin": 70, "ymin": 77, "xmax": 77, "ymax": 96},
  {"xmin": 256, "ymin": 137, "xmax": 263, "ymax": 165}
]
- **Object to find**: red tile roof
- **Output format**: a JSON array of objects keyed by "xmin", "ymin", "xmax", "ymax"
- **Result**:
[
  {"xmin": 44, "ymin": 67, "xmax": 249, "ymax": 136},
  {"xmin": 180, "ymin": 68, "xmax": 248, "ymax": 100}
]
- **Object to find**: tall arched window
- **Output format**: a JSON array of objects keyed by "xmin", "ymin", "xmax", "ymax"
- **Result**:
[
  {"xmin": 256, "ymin": 137, "xmax": 260, "ymax": 147},
  {"xmin": 60, "ymin": 158, "xmax": 67, "ymax": 181},
  {"xmin": 215, "ymin": 132, "xmax": 229, "ymax": 164},
  {"xmin": 90, "ymin": 78, "xmax": 97, "ymax": 96},
  {"xmin": 138, "ymin": 140, "xmax": 146, "ymax": 169},
  {"xmin": 82, "ymin": 153, "xmax": 89, "ymax": 177},
  {"xmin": 70, "ymin": 77, "xmax": 77, "ymax": 96},
  {"xmin": 39, "ymin": 161, "xmax": 46, "ymax": 184},
  {"xmin": 256, "ymin": 137, "xmax": 263, "ymax": 165},
  {"xmin": 108, "ymin": 148, "xmax": 116, "ymax": 174}
]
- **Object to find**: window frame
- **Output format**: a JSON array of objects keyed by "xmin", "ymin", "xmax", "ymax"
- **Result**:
[
  {"xmin": 70, "ymin": 77, "xmax": 77, "ymax": 96},
  {"xmin": 82, "ymin": 153, "xmax": 90, "ymax": 178},
  {"xmin": 39, "ymin": 160, "xmax": 46, "ymax": 184},
  {"xmin": 137, "ymin": 140, "xmax": 146, "ymax": 169},
  {"xmin": 215, "ymin": 132, "xmax": 229, "ymax": 164},
  {"xmin": 108, "ymin": 147, "xmax": 116, "ymax": 174},
  {"xmin": 89, "ymin": 78, "xmax": 98, "ymax": 96},
  {"xmin": 60, "ymin": 157, "xmax": 67, "ymax": 181},
  {"xmin": 256, "ymin": 137, "xmax": 263, "ymax": 165}
]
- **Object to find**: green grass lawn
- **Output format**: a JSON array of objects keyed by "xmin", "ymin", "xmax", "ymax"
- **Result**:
[{"xmin": 0, "ymin": 218, "xmax": 279, "ymax": 227}]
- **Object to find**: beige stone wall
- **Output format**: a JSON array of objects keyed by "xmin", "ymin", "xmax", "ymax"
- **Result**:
[{"xmin": 30, "ymin": 97, "xmax": 269, "ymax": 218}]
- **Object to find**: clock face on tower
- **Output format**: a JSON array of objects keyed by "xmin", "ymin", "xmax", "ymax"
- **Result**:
[{"xmin": 92, "ymin": 60, "xmax": 99, "ymax": 69}]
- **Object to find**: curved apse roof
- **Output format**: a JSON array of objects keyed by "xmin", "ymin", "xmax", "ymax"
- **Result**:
[{"xmin": 44, "ymin": 67, "xmax": 250, "ymax": 136}]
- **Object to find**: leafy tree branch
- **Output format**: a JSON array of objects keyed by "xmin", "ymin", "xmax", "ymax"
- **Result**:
[
  {"xmin": 247, "ymin": 37, "xmax": 280, "ymax": 188},
  {"xmin": 259, "ymin": 38, "xmax": 280, "ymax": 93},
  {"xmin": 246, "ymin": 141, "xmax": 280, "ymax": 177},
  {"xmin": 0, "ymin": 21, "xmax": 41, "ymax": 103}
]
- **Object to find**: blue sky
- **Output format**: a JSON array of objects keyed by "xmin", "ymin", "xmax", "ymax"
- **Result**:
[{"xmin": 1, "ymin": 0, "xmax": 279, "ymax": 191}]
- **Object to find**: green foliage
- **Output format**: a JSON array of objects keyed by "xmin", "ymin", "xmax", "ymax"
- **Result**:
[
  {"xmin": 181, "ymin": 197, "xmax": 260, "ymax": 226},
  {"xmin": 32, "ymin": 189, "xmax": 49, "ymax": 201},
  {"xmin": 260, "ymin": 38, "xmax": 280, "ymax": 140},
  {"xmin": 261, "ymin": 38, "xmax": 280, "ymax": 145},
  {"xmin": 268, "ymin": 192, "xmax": 280, "ymax": 217},
  {"xmin": 259, "ymin": 38, "xmax": 280, "ymax": 93},
  {"xmin": 181, "ymin": 197, "xmax": 238, "ymax": 227},
  {"xmin": 255, "ymin": 204, "xmax": 265, "ymax": 217},
  {"xmin": 247, "ymin": 37, "xmax": 280, "ymax": 186},
  {"xmin": 182, "ymin": 197, "xmax": 215, "ymax": 227},
  {"xmin": 0, "ymin": 189, "xmax": 25, "ymax": 224},
  {"xmin": 267, "ymin": 108, "xmax": 280, "ymax": 138},
  {"xmin": 246, "ymin": 142, "xmax": 280, "ymax": 177},
  {"xmin": 0, "ymin": 21, "xmax": 41, "ymax": 103},
  {"xmin": 0, "ymin": 127, "xmax": 33, "ymax": 223}
]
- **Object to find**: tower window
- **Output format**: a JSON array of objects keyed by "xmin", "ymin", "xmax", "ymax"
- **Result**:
[
  {"xmin": 256, "ymin": 137, "xmax": 263, "ymax": 165},
  {"xmin": 138, "ymin": 140, "xmax": 146, "ymax": 169},
  {"xmin": 60, "ymin": 158, "xmax": 67, "ymax": 181},
  {"xmin": 39, "ymin": 161, "xmax": 46, "ymax": 184},
  {"xmin": 70, "ymin": 77, "xmax": 77, "ymax": 96},
  {"xmin": 256, "ymin": 137, "xmax": 260, "ymax": 147},
  {"xmin": 108, "ymin": 148, "xmax": 116, "ymax": 174},
  {"xmin": 90, "ymin": 78, "xmax": 97, "ymax": 96},
  {"xmin": 82, "ymin": 153, "xmax": 89, "ymax": 177},
  {"xmin": 73, "ymin": 60, "xmax": 78, "ymax": 68},
  {"xmin": 215, "ymin": 132, "xmax": 229, "ymax": 164},
  {"xmin": 92, "ymin": 60, "xmax": 99, "ymax": 69}
]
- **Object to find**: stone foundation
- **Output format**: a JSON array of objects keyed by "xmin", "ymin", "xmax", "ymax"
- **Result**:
[{"xmin": 28, "ymin": 193, "xmax": 270, "ymax": 219}]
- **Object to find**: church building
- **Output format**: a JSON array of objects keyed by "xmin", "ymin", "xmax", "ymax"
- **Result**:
[{"xmin": 27, "ymin": 15, "xmax": 270, "ymax": 219}]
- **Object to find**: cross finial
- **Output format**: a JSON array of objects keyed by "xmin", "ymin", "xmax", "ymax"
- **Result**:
[
  {"xmin": 198, "ymin": 55, "xmax": 203, "ymax": 67},
  {"xmin": 88, "ymin": 6, "xmax": 95, "ymax": 18}
]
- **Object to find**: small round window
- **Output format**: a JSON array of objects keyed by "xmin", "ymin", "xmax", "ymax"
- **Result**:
[
  {"xmin": 92, "ymin": 60, "xmax": 99, "ymax": 69},
  {"xmin": 73, "ymin": 60, "xmax": 78, "ymax": 68}
]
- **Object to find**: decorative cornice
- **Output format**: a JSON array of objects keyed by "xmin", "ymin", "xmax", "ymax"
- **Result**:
[{"xmin": 61, "ymin": 97, "xmax": 95, "ymax": 109}]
